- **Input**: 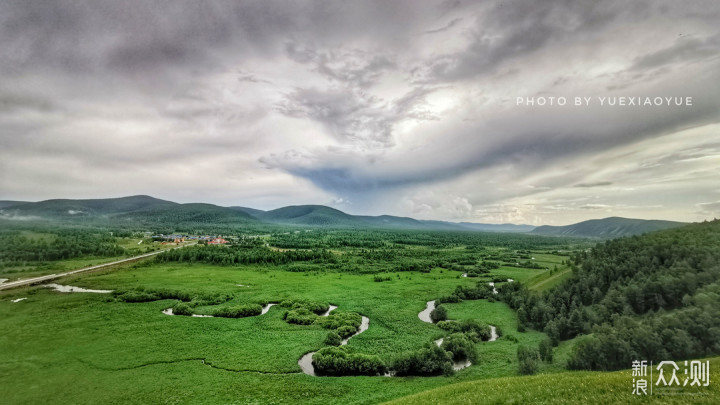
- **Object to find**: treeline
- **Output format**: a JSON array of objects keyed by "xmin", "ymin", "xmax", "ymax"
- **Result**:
[
  {"xmin": 500, "ymin": 220, "xmax": 720, "ymax": 370},
  {"xmin": 267, "ymin": 229, "xmax": 586, "ymax": 250},
  {"xmin": 155, "ymin": 245, "xmax": 337, "ymax": 266},
  {"xmin": 0, "ymin": 230, "xmax": 123, "ymax": 263}
]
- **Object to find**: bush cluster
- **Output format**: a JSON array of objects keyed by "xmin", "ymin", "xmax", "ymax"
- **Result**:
[
  {"xmin": 283, "ymin": 308, "xmax": 318, "ymax": 325},
  {"xmin": 279, "ymin": 299, "xmax": 329, "ymax": 315},
  {"xmin": 391, "ymin": 344, "xmax": 453, "ymax": 376},
  {"xmin": 211, "ymin": 304, "xmax": 262, "ymax": 318},
  {"xmin": 440, "ymin": 333, "xmax": 477, "ymax": 362},
  {"xmin": 429, "ymin": 305, "xmax": 448, "ymax": 323},
  {"xmin": 437, "ymin": 319, "xmax": 492, "ymax": 342},
  {"xmin": 312, "ymin": 347, "xmax": 387, "ymax": 376},
  {"xmin": 517, "ymin": 345, "xmax": 541, "ymax": 375}
]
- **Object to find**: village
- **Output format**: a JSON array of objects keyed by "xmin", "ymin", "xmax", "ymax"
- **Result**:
[{"xmin": 149, "ymin": 233, "xmax": 229, "ymax": 245}]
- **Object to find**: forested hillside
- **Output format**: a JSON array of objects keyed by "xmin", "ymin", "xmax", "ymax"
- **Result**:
[
  {"xmin": 502, "ymin": 220, "xmax": 720, "ymax": 370},
  {"xmin": 531, "ymin": 217, "xmax": 685, "ymax": 238}
]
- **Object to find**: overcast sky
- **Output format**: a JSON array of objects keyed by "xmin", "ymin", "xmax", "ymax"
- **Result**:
[{"xmin": 1, "ymin": 0, "xmax": 719, "ymax": 225}]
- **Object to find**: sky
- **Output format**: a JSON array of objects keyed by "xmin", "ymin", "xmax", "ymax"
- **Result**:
[{"xmin": 1, "ymin": 0, "xmax": 719, "ymax": 225}]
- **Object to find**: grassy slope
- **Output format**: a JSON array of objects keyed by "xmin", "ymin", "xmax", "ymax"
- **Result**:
[{"xmin": 386, "ymin": 357, "xmax": 720, "ymax": 404}]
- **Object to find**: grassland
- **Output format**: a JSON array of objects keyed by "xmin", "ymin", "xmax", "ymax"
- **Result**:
[
  {"xmin": 0, "ymin": 256, "xmax": 567, "ymax": 404},
  {"xmin": 3, "ymin": 224, "xmax": 714, "ymax": 404}
]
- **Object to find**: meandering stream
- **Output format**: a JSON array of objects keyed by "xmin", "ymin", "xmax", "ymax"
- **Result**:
[
  {"xmin": 297, "ymin": 306, "xmax": 372, "ymax": 376},
  {"xmin": 39, "ymin": 281, "xmax": 501, "ymax": 377},
  {"xmin": 419, "ymin": 300, "xmax": 499, "ymax": 371}
]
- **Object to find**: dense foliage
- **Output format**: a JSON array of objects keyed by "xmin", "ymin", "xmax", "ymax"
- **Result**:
[
  {"xmin": 0, "ymin": 230, "xmax": 123, "ymax": 263},
  {"xmin": 391, "ymin": 344, "xmax": 454, "ymax": 376},
  {"xmin": 517, "ymin": 346, "xmax": 541, "ymax": 375},
  {"xmin": 501, "ymin": 220, "xmax": 720, "ymax": 371},
  {"xmin": 312, "ymin": 347, "xmax": 387, "ymax": 376}
]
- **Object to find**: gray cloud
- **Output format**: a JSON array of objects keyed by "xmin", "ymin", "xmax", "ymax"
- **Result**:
[
  {"xmin": 575, "ymin": 182, "xmax": 613, "ymax": 188},
  {"xmin": 631, "ymin": 34, "xmax": 720, "ymax": 71},
  {"xmin": 1, "ymin": 0, "xmax": 719, "ymax": 224}
]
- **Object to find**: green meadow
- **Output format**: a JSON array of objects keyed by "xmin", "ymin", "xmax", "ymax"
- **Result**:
[
  {"xmin": 1, "ymin": 256, "xmax": 564, "ymax": 404},
  {"xmin": 2, "ymin": 222, "xmax": 719, "ymax": 404}
]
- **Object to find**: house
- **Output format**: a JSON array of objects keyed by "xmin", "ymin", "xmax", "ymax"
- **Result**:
[{"xmin": 208, "ymin": 238, "xmax": 228, "ymax": 245}]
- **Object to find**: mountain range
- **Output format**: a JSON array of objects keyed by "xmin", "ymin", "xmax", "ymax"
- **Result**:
[{"xmin": 0, "ymin": 195, "xmax": 687, "ymax": 238}]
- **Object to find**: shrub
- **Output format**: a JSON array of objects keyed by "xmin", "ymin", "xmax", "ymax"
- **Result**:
[
  {"xmin": 279, "ymin": 299, "xmax": 329, "ymax": 315},
  {"xmin": 437, "ymin": 319, "xmax": 491, "ymax": 342},
  {"xmin": 115, "ymin": 290, "xmax": 160, "ymax": 303},
  {"xmin": 312, "ymin": 347, "xmax": 387, "ymax": 376},
  {"xmin": 284, "ymin": 308, "xmax": 318, "ymax": 325},
  {"xmin": 373, "ymin": 274, "xmax": 392, "ymax": 282},
  {"xmin": 211, "ymin": 304, "xmax": 262, "ymax": 318},
  {"xmin": 324, "ymin": 332, "xmax": 342, "ymax": 346},
  {"xmin": 336, "ymin": 325, "xmax": 357, "ymax": 339},
  {"xmin": 436, "ymin": 321, "xmax": 456, "ymax": 331},
  {"xmin": 172, "ymin": 301, "xmax": 193, "ymax": 316},
  {"xmin": 391, "ymin": 344, "xmax": 453, "ymax": 376},
  {"xmin": 441, "ymin": 333, "xmax": 477, "ymax": 362},
  {"xmin": 517, "ymin": 346, "xmax": 541, "ymax": 375},
  {"xmin": 430, "ymin": 305, "xmax": 448, "ymax": 323},
  {"xmin": 316, "ymin": 311, "xmax": 361, "ymax": 331},
  {"xmin": 502, "ymin": 334, "xmax": 519, "ymax": 343},
  {"xmin": 436, "ymin": 294, "xmax": 462, "ymax": 304},
  {"xmin": 539, "ymin": 338, "xmax": 553, "ymax": 362}
]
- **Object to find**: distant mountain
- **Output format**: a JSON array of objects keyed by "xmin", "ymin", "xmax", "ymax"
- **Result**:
[
  {"xmin": 229, "ymin": 206, "xmax": 267, "ymax": 218},
  {"xmin": 0, "ymin": 200, "xmax": 29, "ymax": 209},
  {"xmin": 0, "ymin": 195, "xmax": 176, "ymax": 218},
  {"xmin": 0, "ymin": 196, "xmax": 257, "ymax": 227},
  {"xmin": 255, "ymin": 205, "xmax": 533, "ymax": 231},
  {"xmin": 259, "ymin": 205, "xmax": 358, "ymax": 226},
  {"xmin": 456, "ymin": 222, "xmax": 536, "ymax": 233},
  {"xmin": 0, "ymin": 196, "xmax": 689, "ymax": 236},
  {"xmin": 530, "ymin": 217, "xmax": 686, "ymax": 238}
]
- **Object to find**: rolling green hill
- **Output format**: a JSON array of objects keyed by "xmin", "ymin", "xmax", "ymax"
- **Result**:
[
  {"xmin": 0, "ymin": 196, "xmax": 691, "ymax": 236},
  {"xmin": 228, "ymin": 206, "xmax": 266, "ymax": 218},
  {"xmin": 115, "ymin": 203, "xmax": 258, "ymax": 226},
  {"xmin": 259, "ymin": 205, "xmax": 357, "ymax": 226},
  {"xmin": 0, "ymin": 200, "xmax": 29, "ymax": 209},
  {"xmin": 0, "ymin": 195, "xmax": 176, "ymax": 219},
  {"xmin": 0, "ymin": 196, "xmax": 258, "ymax": 229},
  {"xmin": 531, "ymin": 216, "xmax": 685, "ymax": 238},
  {"xmin": 386, "ymin": 356, "xmax": 720, "ymax": 404}
]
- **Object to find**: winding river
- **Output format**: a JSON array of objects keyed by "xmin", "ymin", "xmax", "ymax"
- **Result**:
[
  {"xmin": 418, "ymin": 300, "xmax": 435, "ymax": 322},
  {"xmin": 39, "ymin": 282, "xmax": 502, "ymax": 377},
  {"xmin": 297, "ymin": 306, "xmax": 372, "ymax": 376},
  {"xmin": 420, "ymin": 300, "xmax": 499, "ymax": 371}
]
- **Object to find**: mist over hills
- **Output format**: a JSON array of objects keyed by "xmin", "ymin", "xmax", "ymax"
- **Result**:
[{"xmin": 0, "ymin": 195, "xmax": 689, "ymax": 237}]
